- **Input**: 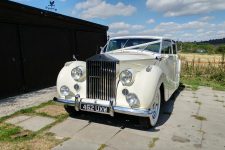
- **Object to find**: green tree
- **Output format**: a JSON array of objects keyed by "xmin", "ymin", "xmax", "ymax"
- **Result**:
[{"xmin": 216, "ymin": 45, "xmax": 225, "ymax": 54}]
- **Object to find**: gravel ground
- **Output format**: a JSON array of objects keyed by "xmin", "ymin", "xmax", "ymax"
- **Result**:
[{"xmin": 0, "ymin": 87, "xmax": 57, "ymax": 117}]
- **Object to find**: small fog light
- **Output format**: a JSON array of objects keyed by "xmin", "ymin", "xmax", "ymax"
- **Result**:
[
  {"xmin": 74, "ymin": 84, "xmax": 80, "ymax": 91},
  {"xmin": 122, "ymin": 89, "xmax": 129, "ymax": 96},
  {"xmin": 126, "ymin": 93, "xmax": 140, "ymax": 108},
  {"xmin": 60, "ymin": 86, "xmax": 70, "ymax": 96}
]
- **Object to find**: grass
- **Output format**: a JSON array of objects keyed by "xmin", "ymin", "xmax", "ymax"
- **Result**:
[
  {"xmin": 180, "ymin": 53, "xmax": 225, "ymax": 91},
  {"xmin": 149, "ymin": 137, "xmax": 159, "ymax": 148},
  {"xmin": 191, "ymin": 115, "xmax": 207, "ymax": 121},
  {"xmin": 0, "ymin": 123, "xmax": 22, "ymax": 141},
  {"xmin": 0, "ymin": 101, "xmax": 64, "ymax": 123},
  {"xmin": 0, "ymin": 100, "xmax": 69, "ymax": 149}
]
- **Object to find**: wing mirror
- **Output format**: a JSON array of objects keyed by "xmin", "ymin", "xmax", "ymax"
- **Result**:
[
  {"xmin": 154, "ymin": 54, "xmax": 163, "ymax": 61},
  {"xmin": 154, "ymin": 54, "xmax": 168, "ymax": 61},
  {"xmin": 100, "ymin": 46, "xmax": 104, "ymax": 51}
]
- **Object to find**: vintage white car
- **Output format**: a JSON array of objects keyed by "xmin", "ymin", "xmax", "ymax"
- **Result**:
[{"xmin": 54, "ymin": 36, "xmax": 181, "ymax": 128}]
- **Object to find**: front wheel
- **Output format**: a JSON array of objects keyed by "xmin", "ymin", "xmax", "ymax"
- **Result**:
[{"xmin": 139, "ymin": 88, "xmax": 161, "ymax": 128}]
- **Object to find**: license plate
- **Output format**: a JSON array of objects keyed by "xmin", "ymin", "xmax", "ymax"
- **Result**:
[{"xmin": 80, "ymin": 103, "xmax": 110, "ymax": 113}]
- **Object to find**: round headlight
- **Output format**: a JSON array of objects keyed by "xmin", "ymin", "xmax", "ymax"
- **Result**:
[
  {"xmin": 60, "ymin": 86, "xmax": 70, "ymax": 96},
  {"xmin": 126, "ymin": 93, "xmax": 140, "ymax": 108},
  {"xmin": 119, "ymin": 69, "xmax": 134, "ymax": 86},
  {"xmin": 71, "ymin": 66, "xmax": 84, "ymax": 81}
]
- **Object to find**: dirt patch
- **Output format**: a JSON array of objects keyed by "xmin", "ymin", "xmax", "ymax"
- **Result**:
[
  {"xmin": 0, "ymin": 132, "xmax": 65, "ymax": 150},
  {"xmin": 35, "ymin": 105, "xmax": 66, "ymax": 117},
  {"xmin": 10, "ymin": 130, "xmax": 31, "ymax": 139},
  {"xmin": 172, "ymin": 135, "xmax": 190, "ymax": 143}
]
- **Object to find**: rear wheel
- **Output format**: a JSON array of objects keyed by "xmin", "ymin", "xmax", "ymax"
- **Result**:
[
  {"xmin": 139, "ymin": 87, "xmax": 161, "ymax": 128},
  {"xmin": 64, "ymin": 105, "xmax": 80, "ymax": 116}
]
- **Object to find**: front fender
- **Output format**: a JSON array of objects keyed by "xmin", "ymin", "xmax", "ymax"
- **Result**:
[
  {"xmin": 57, "ymin": 61, "xmax": 86, "ymax": 98},
  {"xmin": 116, "ymin": 65, "xmax": 165, "ymax": 109}
]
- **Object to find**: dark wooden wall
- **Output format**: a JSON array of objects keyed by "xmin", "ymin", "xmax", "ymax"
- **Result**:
[{"xmin": 0, "ymin": 1, "xmax": 108, "ymax": 99}]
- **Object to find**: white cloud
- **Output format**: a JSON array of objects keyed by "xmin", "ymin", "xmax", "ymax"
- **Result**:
[
  {"xmin": 147, "ymin": 19, "xmax": 155, "ymax": 24},
  {"xmin": 109, "ymin": 30, "xmax": 130, "ymax": 37},
  {"xmin": 75, "ymin": 0, "xmax": 101, "ymax": 10},
  {"xmin": 109, "ymin": 22, "xmax": 145, "ymax": 30},
  {"xmin": 146, "ymin": 0, "xmax": 225, "ymax": 17},
  {"xmin": 74, "ymin": 0, "xmax": 136, "ymax": 19},
  {"xmin": 199, "ymin": 16, "xmax": 214, "ymax": 22},
  {"xmin": 134, "ymin": 18, "xmax": 225, "ymax": 41}
]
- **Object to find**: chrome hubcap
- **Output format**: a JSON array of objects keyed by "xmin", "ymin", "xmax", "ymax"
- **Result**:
[{"xmin": 150, "ymin": 89, "xmax": 160, "ymax": 126}]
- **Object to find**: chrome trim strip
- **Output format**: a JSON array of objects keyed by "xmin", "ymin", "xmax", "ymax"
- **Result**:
[
  {"xmin": 53, "ymin": 97, "xmax": 151, "ymax": 117},
  {"xmin": 53, "ymin": 97, "xmax": 74, "ymax": 105},
  {"xmin": 114, "ymin": 106, "xmax": 152, "ymax": 117}
]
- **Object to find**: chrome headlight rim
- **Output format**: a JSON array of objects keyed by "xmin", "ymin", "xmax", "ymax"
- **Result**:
[
  {"xmin": 60, "ymin": 85, "xmax": 70, "ymax": 96},
  {"xmin": 126, "ymin": 93, "xmax": 140, "ymax": 108},
  {"xmin": 119, "ymin": 69, "xmax": 134, "ymax": 86},
  {"xmin": 71, "ymin": 66, "xmax": 85, "ymax": 82}
]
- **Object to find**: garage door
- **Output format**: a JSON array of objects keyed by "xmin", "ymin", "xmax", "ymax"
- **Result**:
[
  {"xmin": 0, "ymin": 23, "xmax": 24, "ymax": 98},
  {"xmin": 20, "ymin": 26, "xmax": 73, "ymax": 90}
]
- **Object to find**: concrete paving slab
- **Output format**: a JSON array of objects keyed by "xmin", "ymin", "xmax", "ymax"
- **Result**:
[
  {"xmin": 50, "ymin": 87, "xmax": 225, "ymax": 150},
  {"xmin": 0, "ymin": 87, "xmax": 56, "ymax": 118},
  {"xmin": 17, "ymin": 116, "xmax": 55, "ymax": 131},
  {"xmin": 49, "ymin": 118, "xmax": 90, "ymax": 138},
  {"xmin": 53, "ymin": 137, "xmax": 100, "ymax": 150},
  {"xmin": 5, "ymin": 115, "xmax": 32, "ymax": 124},
  {"xmin": 201, "ymin": 132, "xmax": 225, "ymax": 150},
  {"xmin": 106, "ymin": 130, "xmax": 151, "ymax": 150},
  {"xmin": 74, "ymin": 123, "xmax": 121, "ymax": 144}
]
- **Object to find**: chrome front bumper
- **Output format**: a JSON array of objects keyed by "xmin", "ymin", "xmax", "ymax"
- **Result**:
[{"xmin": 53, "ymin": 97, "xmax": 152, "ymax": 117}]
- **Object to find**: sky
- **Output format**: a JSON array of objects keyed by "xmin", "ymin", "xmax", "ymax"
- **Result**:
[{"xmin": 11, "ymin": 0, "xmax": 225, "ymax": 41}]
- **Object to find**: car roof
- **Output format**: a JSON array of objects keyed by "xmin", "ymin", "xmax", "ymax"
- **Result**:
[
  {"xmin": 109, "ymin": 36, "xmax": 174, "ymax": 41},
  {"xmin": 110, "ymin": 36, "xmax": 162, "ymax": 40}
]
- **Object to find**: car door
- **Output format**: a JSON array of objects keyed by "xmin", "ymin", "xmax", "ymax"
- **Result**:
[
  {"xmin": 161, "ymin": 40, "xmax": 174, "ymax": 81},
  {"xmin": 172, "ymin": 41, "xmax": 180, "ymax": 84}
]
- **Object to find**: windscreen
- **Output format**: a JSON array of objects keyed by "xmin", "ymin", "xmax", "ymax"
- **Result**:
[{"xmin": 106, "ymin": 38, "xmax": 158, "ymax": 52}]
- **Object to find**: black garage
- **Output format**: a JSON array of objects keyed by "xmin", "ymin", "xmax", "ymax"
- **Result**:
[{"xmin": 0, "ymin": 1, "xmax": 108, "ymax": 99}]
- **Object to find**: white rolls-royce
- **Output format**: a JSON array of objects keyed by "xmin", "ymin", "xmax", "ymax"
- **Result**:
[{"xmin": 54, "ymin": 36, "xmax": 181, "ymax": 128}]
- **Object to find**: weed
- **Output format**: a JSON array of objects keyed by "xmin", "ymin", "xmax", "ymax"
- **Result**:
[
  {"xmin": 214, "ymin": 100, "xmax": 224, "ymax": 103},
  {"xmin": 98, "ymin": 144, "xmax": 107, "ymax": 150},
  {"xmin": 0, "ymin": 123, "xmax": 22, "ymax": 141},
  {"xmin": 195, "ymin": 101, "xmax": 202, "ymax": 105},
  {"xmin": 149, "ymin": 137, "xmax": 159, "ymax": 148},
  {"xmin": 191, "ymin": 115, "xmax": 207, "ymax": 121},
  {"xmin": 214, "ymin": 94, "xmax": 218, "ymax": 97},
  {"xmin": 197, "ymin": 129, "xmax": 206, "ymax": 134}
]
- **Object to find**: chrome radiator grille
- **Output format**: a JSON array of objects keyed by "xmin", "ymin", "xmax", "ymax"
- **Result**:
[{"xmin": 86, "ymin": 60, "xmax": 117, "ymax": 101}]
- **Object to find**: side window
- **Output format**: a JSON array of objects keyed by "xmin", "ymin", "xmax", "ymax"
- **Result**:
[
  {"xmin": 172, "ymin": 43, "xmax": 177, "ymax": 54},
  {"xmin": 161, "ymin": 40, "xmax": 172, "ymax": 54}
]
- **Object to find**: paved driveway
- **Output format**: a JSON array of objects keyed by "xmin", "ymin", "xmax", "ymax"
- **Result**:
[{"xmin": 50, "ymin": 86, "xmax": 225, "ymax": 150}]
